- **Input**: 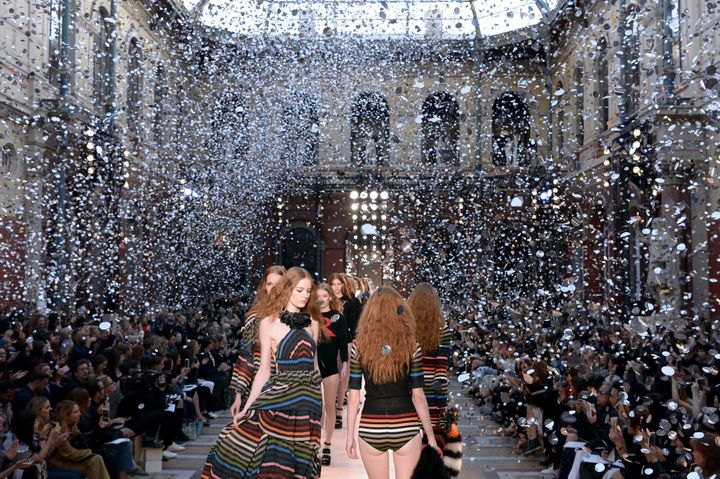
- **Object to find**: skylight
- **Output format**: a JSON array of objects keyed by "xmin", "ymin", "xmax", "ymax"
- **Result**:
[{"xmin": 184, "ymin": 0, "xmax": 558, "ymax": 39}]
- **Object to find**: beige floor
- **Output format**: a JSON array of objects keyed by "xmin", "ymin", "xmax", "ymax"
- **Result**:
[{"xmin": 155, "ymin": 379, "xmax": 546, "ymax": 479}]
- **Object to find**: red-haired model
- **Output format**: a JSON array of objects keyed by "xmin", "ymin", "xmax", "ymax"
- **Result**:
[
  {"xmin": 406, "ymin": 283, "xmax": 452, "ymax": 436},
  {"xmin": 202, "ymin": 267, "xmax": 326, "ymax": 478},
  {"xmin": 346, "ymin": 287, "xmax": 438, "ymax": 479},
  {"xmin": 230, "ymin": 265, "xmax": 286, "ymax": 413}
]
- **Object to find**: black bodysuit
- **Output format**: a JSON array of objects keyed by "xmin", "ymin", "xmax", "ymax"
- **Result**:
[{"xmin": 317, "ymin": 310, "xmax": 349, "ymax": 378}]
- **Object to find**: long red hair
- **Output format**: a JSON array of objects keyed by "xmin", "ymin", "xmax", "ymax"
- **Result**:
[
  {"xmin": 328, "ymin": 272, "xmax": 353, "ymax": 298},
  {"xmin": 406, "ymin": 282, "xmax": 444, "ymax": 355},
  {"xmin": 247, "ymin": 265, "xmax": 286, "ymax": 319},
  {"xmin": 260, "ymin": 267, "xmax": 327, "ymax": 342},
  {"xmin": 355, "ymin": 287, "xmax": 416, "ymax": 384}
]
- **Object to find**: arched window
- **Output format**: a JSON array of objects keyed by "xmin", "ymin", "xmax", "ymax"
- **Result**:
[
  {"xmin": 280, "ymin": 226, "xmax": 320, "ymax": 277},
  {"xmin": 1, "ymin": 143, "xmax": 16, "ymax": 176},
  {"xmin": 596, "ymin": 37, "xmax": 609, "ymax": 132},
  {"xmin": 93, "ymin": 7, "xmax": 113, "ymax": 106},
  {"xmin": 421, "ymin": 92, "xmax": 459, "ymax": 165},
  {"xmin": 153, "ymin": 64, "xmax": 166, "ymax": 147},
  {"xmin": 491, "ymin": 92, "xmax": 532, "ymax": 166},
  {"xmin": 282, "ymin": 92, "xmax": 319, "ymax": 166},
  {"xmin": 351, "ymin": 92, "xmax": 390, "ymax": 167},
  {"xmin": 126, "ymin": 38, "xmax": 144, "ymax": 134},
  {"xmin": 626, "ymin": 7, "xmax": 641, "ymax": 113},
  {"xmin": 574, "ymin": 65, "xmax": 584, "ymax": 147}
]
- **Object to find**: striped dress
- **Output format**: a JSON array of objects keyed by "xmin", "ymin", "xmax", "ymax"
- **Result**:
[
  {"xmin": 230, "ymin": 315, "xmax": 261, "ymax": 404},
  {"xmin": 202, "ymin": 327, "xmax": 322, "ymax": 478},
  {"xmin": 349, "ymin": 342, "xmax": 425, "ymax": 452},
  {"xmin": 422, "ymin": 325, "xmax": 452, "ymax": 429}
]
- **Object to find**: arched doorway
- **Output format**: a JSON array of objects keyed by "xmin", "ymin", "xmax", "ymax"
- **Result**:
[{"xmin": 280, "ymin": 224, "xmax": 321, "ymax": 277}]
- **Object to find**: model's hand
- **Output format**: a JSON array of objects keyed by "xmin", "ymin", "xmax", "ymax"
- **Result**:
[
  {"xmin": 428, "ymin": 437, "xmax": 441, "ymax": 454},
  {"xmin": 230, "ymin": 394, "xmax": 242, "ymax": 417},
  {"xmin": 233, "ymin": 407, "xmax": 249, "ymax": 425},
  {"xmin": 346, "ymin": 437, "xmax": 358, "ymax": 459}
]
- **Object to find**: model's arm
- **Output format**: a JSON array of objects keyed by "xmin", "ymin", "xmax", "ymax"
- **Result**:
[
  {"xmin": 312, "ymin": 320, "xmax": 321, "ymax": 373},
  {"xmin": 237, "ymin": 317, "xmax": 273, "ymax": 421},
  {"xmin": 338, "ymin": 314, "xmax": 349, "ymax": 377},
  {"xmin": 410, "ymin": 344, "xmax": 439, "ymax": 450}
]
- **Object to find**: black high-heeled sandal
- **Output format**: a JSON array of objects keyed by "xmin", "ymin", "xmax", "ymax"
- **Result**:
[
  {"xmin": 335, "ymin": 408, "xmax": 342, "ymax": 429},
  {"xmin": 321, "ymin": 443, "xmax": 331, "ymax": 466}
]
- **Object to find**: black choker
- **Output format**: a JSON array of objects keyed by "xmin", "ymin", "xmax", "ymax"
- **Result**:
[{"xmin": 280, "ymin": 311, "xmax": 311, "ymax": 330}]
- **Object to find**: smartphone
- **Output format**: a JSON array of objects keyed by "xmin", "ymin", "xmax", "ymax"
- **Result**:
[
  {"xmin": 184, "ymin": 358, "xmax": 190, "ymax": 368},
  {"xmin": 103, "ymin": 408, "xmax": 110, "ymax": 421}
]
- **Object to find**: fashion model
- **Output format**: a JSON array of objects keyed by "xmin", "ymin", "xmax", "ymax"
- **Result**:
[
  {"xmin": 346, "ymin": 287, "xmax": 438, "ymax": 479},
  {"xmin": 202, "ymin": 267, "xmax": 325, "ymax": 478}
]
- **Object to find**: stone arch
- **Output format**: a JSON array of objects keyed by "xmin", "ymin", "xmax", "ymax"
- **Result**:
[
  {"xmin": 492, "ymin": 92, "xmax": 532, "ymax": 166},
  {"xmin": 421, "ymin": 91, "xmax": 460, "ymax": 165}
]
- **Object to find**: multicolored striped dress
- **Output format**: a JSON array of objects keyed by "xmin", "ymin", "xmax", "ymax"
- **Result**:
[
  {"xmin": 230, "ymin": 315, "xmax": 261, "ymax": 404},
  {"xmin": 202, "ymin": 321, "xmax": 322, "ymax": 479},
  {"xmin": 422, "ymin": 325, "xmax": 452, "ymax": 429},
  {"xmin": 349, "ymin": 342, "xmax": 425, "ymax": 451}
]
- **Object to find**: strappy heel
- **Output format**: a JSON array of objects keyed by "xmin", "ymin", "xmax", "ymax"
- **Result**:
[
  {"xmin": 321, "ymin": 443, "xmax": 331, "ymax": 466},
  {"xmin": 335, "ymin": 407, "xmax": 343, "ymax": 429}
]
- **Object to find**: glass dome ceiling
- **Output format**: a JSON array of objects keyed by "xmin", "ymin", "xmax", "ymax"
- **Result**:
[{"xmin": 184, "ymin": 0, "xmax": 559, "ymax": 39}]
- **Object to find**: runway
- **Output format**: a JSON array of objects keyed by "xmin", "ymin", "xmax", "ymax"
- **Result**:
[{"xmin": 156, "ymin": 380, "xmax": 546, "ymax": 478}]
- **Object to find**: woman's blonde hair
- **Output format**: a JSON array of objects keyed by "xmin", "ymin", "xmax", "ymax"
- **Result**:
[
  {"xmin": 355, "ymin": 287, "xmax": 416, "ymax": 384},
  {"xmin": 406, "ymin": 282, "xmax": 444, "ymax": 355},
  {"xmin": 247, "ymin": 265, "xmax": 286, "ymax": 318},
  {"xmin": 27, "ymin": 396, "xmax": 50, "ymax": 426},
  {"xmin": 317, "ymin": 283, "xmax": 343, "ymax": 314},
  {"xmin": 260, "ymin": 267, "xmax": 327, "ymax": 343},
  {"xmin": 56, "ymin": 400, "xmax": 80, "ymax": 437}
]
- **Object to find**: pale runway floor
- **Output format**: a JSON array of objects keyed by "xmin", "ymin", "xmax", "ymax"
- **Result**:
[{"xmin": 156, "ymin": 379, "xmax": 544, "ymax": 479}]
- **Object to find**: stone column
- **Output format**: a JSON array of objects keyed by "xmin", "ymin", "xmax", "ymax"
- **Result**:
[{"xmin": 23, "ymin": 122, "xmax": 50, "ymax": 310}]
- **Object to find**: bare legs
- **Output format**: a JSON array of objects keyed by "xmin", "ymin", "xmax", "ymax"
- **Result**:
[
  {"xmin": 358, "ymin": 433, "xmax": 422, "ymax": 479},
  {"xmin": 335, "ymin": 345, "xmax": 351, "ymax": 424},
  {"xmin": 322, "ymin": 374, "xmax": 340, "ymax": 443}
]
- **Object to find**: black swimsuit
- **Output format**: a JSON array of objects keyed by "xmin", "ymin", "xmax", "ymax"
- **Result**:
[{"xmin": 317, "ymin": 310, "xmax": 349, "ymax": 378}]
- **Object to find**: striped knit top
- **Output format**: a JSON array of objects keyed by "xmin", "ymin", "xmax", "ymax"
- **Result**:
[{"xmin": 349, "ymin": 342, "xmax": 425, "ymax": 413}]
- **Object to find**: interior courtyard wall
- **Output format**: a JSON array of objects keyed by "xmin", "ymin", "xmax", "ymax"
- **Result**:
[{"xmin": 0, "ymin": 0, "xmax": 188, "ymax": 308}]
